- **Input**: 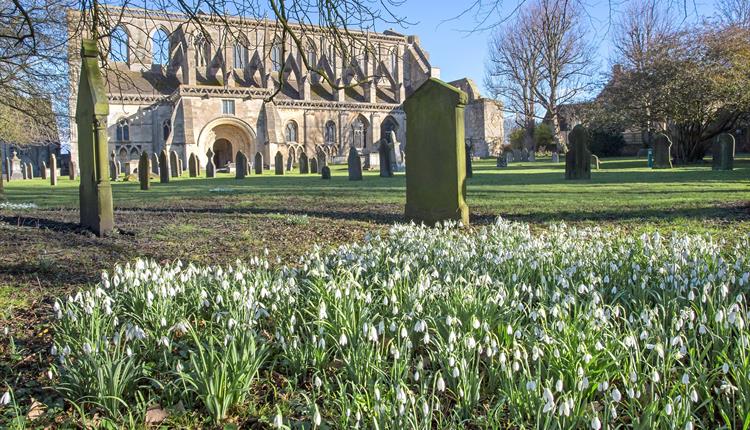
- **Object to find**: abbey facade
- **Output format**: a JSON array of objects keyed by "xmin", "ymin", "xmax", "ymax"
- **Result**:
[{"xmin": 67, "ymin": 7, "xmax": 503, "ymax": 173}]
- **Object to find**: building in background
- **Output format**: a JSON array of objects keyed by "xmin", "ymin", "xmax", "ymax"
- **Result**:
[{"xmin": 66, "ymin": 7, "xmax": 504, "ymax": 174}]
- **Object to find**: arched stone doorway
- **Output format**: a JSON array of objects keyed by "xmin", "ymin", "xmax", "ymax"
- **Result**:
[
  {"xmin": 197, "ymin": 117, "xmax": 257, "ymax": 168},
  {"xmin": 380, "ymin": 116, "xmax": 398, "ymax": 145},
  {"xmin": 213, "ymin": 138, "xmax": 233, "ymax": 168}
]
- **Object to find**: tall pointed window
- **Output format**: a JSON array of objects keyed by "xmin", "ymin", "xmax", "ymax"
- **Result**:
[
  {"xmin": 352, "ymin": 117, "xmax": 367, "ymax": 149},
  {"xmin": 162, "ymin": 119, "xmax": 171, "ymax": 141},
  {"xmin": 116, "ymin": 119, "xmax": 130, "ymax": 141},
  {"xmin": 307, "ymin": 49, "xmax": 317, "ymax": 68},
  {"xmin": 271, "ymin": 41, "xmax": 281, "ymax": 72},
  {"xmin": 390, "ymin": 49, "xmax": 398, "ymax": 73},
  {"xmin": 109, "ymin": 26, "xmax": 129, "ymax": 63},
  {"xmin": 285, "ymin": 121, "xmax": 298, "ymax": 142},
  {"xmin": 195, "ymin": 35, "xmax": 210, "ymax": 68},
  {"xmin": 152, "ymin": 28, "xmax": 170, "ymax": 65},
  {"xmin": 324, "ymin": 121, "xmax": 336, "ymax": 144},
  {"xmin": 234, "ymin": 43, "xmax": 248, "ymax": 68}
]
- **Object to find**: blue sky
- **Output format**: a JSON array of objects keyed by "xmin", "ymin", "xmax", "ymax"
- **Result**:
[{"xmin": 381, "ymin": 0, "xmax": 718, "ymax": 97}]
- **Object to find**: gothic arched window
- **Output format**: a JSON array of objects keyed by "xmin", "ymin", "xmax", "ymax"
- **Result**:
[
  {"xmin": 195, "ymin": 35, "xmax": 210, "ymax": 67},
  {"xmin": 116, "ymin": 119, "xmax": 130, "ymax": 141},
  {"xmin": 109, "ymin": 26, "xmax": 129, "ymax": 63},
  {"xmin": 271, "ymin": 41, "xmax": 282, "ymax": 72},
  {"xmin": 352, "ymin": 116, "xmax": 367, "ymax": 149},
  {"xmin": 307, "ymin": 48, "xmax": 317, "ymax": 68},
  {"xmin": 152, "ymin": 28, "xmax": 170, "ymax": 65},
  {"xmin": 162, "ymin": 119, "xmax": 171, "ymax": 141},
  {"xmin": 324, "ymin": 121, "xmax": 336, "ymax": 144},
  {"xmin": 234, "ymin": 42, "xmax": 248, "ymax": 68},
  {"xmin": 285, "ymin": 121, "xmax": 298, "ymax": 142},
  {"xmin": 390, "ymin": 48, "xmax": 398, "ymax": 73}
]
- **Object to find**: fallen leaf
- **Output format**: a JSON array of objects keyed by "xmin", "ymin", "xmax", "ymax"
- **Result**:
[
  {"xmin": 145, "ymin": 406, "xmax": 169, "ymax": 425},
  {"xmin": 27, "ymin": 398, "xmax": 45, "ymax": 420}
]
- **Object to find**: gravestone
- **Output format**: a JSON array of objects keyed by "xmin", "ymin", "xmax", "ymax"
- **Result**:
[
  {"xmin": 275, "ymin": 151, "xmax": 284, "ymax": 175},
  {"xmin": 159, "ymin": 149, "xmax": 170, "ymax": 183},
  {"xmin": 347, "ymin": 147, "xmax": 362, "ymax": 180},
  {"xmin": 299, "ymin": 152, "xmax": 309, "ymax": 174},
  {"xmin": 21, "ymin": 163, "xmax": 28, "ymax": 179},
  {"xmin": 109, "ymin": 151, "xmax": 119, "ymax": 181},
  {"xmin": 254, "ymin": 152, "xmax": 263, "ymax": 174},
  {"xmin": 321, "ymin": 165, "xmax": 331, "ymax": 179},
  {"xmin": 513, "ymin": 149, "xmax": 522, "ymax": 162},
  {"xmin": 40, "ymin": 161, "xmax": 48, "ymax": 180},
  {"xmin": 712, "ymin": 134, "xmax": 734, "ymax": 171},
  {"xmin": 496, "ymin": 154, "xmax": 507, "ymax": 168},
  {"xmin": 205, "ymin": 149, "xmax": 216, "ymax": 178},
  {"xmin": 520, "ymin": 149, "xmax": 529, "ymax": 162},
  {"xmin": 379, "ymin": 141, "xmax": 393, "ymax": 177},
  {"xmin": 138, "ymin": 152, "xmax": 150, "ymax": 190},
  {"xmin": 465, "ymin": 143, "xmax": 473, "ymax": 178},
  {"xmin": 76, "ymin": 39, "xmax": 114, "ymax": 236},
  {"xmin": 235, "ymin": 151, "xmax": 248, "ymax": 179},
  {"xmin": 180, "ymin": 159, "xmax": 186, "ymax": 176},
  {"xmin": 529, "ymin": 152, "xmax": 536, "ymax": 162},
  {"xmin": 8, "ymin": 151, "xmax": 22, "ymax": 180},
  {"xmin": 69, "ymin": 160, "xmax": 77, "ymax": 180},
  {"xmin": 310, "ymin": 157, "xmax": 318, "ymax": 174},
  {"xmin": 169, "ymin": 151, "xmax": 179, "ymax": 177},
  {"xmin": 505, "ymin": 151, "xmax": 514, "ymax": 164},
  {"xmin": 151, "ymin": 153, "xmax": 160, "ymax": 175},
  {"xmin": 50, "ymin": 154, "xmax": 57, "ymax": 186},
  {"xmin": 26, "ymin": 163, "xmax": 33, "ymax": 179},
  {"xmin": 652, "ymin": 134, "xmax": 672, "ymax": 169},
  {"xmin": 188, "ymin": 153, "xmax": 200, "ymax": 177},
  {"xmin": 403, "ymin": 78, "xmax": 469, "ymax": 225},
  {"xmin": 591, "ymin": 154, "xmax": 600, "ymax": 170},
  {"xmin": 564, "ymin": 125, "xmax": 591, "ymax": 180},
  {"xmin": 551, "ymin": 152, "xmax": 559, "ymax": 163}
]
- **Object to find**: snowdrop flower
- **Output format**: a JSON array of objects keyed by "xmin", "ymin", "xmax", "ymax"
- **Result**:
[
  {"xmin": 83, "ymin": 342, "xmax": 93, "ymax": 355},
  {"xmin": 591, "ymin": 416, "xmax": 601, "ymax": 430},
  {"xmin": 314, "ymin": 376, "xmax": 323, "ymax": 389},
  {"xmin": 611, "ymin": 387, "xmax": 622, "ymax": 402},
  {"xmin": 526, "ymin": 380, "xmax": 537, "ymax": 391},
  {"xmin": 339, "ymin": 332, "xmax": 348, "ymax": 347},
  {"xmin": 665, "ymin": 402, "xmax": 673, "ymax": 416},
  {"xmin": 722, "ymin": 363, "xmax": 730, "ymax": 374},
  {"xmin": 313, "ymin": 407, "xmax": 321, "ymax": 426},
  {"xmin": 436, "ymin": 375, "xmax": 446, "ymax": 392},
  {"xmin": 651, "ymin": 370, "xmax": 660, "ymax": 383},
  {"xmin": 0, "ymin": 391, "xmax": 10, "ymax": 406},
  {"xmin": 682, "ymin": 373, "xmax": 689, "ymax": 385}
]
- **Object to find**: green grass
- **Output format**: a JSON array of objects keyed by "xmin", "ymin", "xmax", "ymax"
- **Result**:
[
  {"xmin": 0, "ymin": 286, "xmax": 29, "ymax": 319},
  {"xmin": 2, "ymin": 156, "xmax": 749, "ymax": 234}
]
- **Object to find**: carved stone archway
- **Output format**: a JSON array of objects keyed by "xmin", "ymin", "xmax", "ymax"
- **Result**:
[{"xmin": 197, "ymin": 117, "xmax": 257, "ymax": 167}]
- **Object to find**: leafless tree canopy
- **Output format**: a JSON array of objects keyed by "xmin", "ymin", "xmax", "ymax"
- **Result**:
[
  {"xmin": 485, "ymin": 7, "xmax": 540, "ymax": 151},
  {"xmin": 717, "ymin": 0, "xmax": 750, "ymax": 28},
  {"xmin": 0, "ymin": 0, "xmax": 69, "ymax": 146}
]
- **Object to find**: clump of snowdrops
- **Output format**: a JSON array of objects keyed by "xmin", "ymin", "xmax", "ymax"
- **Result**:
[{"xmin": 50, "ymin": 219, "xmax": 750, "ymax": 428}]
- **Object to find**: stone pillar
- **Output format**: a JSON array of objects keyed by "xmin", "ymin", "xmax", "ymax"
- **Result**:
[
  {"xmin": 50, "ymin": 154, "xmax": 57, "ymax": 186},
  {"xmin": 76, "ymin": 39, "xmax": 114, "ymax": 236},
  {"xmin": 403, "ymin": 78, "xmax": 469, "ymax": 225}
]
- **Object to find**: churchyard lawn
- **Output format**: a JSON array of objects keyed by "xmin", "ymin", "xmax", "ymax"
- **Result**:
[{"xmin": 1, "ymin": 156, "xmax": 749, "ymax": 427}]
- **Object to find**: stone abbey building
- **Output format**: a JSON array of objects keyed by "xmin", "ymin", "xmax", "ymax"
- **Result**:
[{"xmin": 67, "ymin": 7, "xmax": 503, "ymax": 172}]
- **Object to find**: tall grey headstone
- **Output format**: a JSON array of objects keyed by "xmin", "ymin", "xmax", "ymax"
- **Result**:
[
  {"xmin": 652, "ymin": 134, "xmax": 672, "ymax": 169},
  {"xmin": 254, "ymin": 152, "xmax": 263, "ymax": 175},
  {"xmin": 159, "ymin": 150, "xmax": 170, "ymax": 183},
  {"xmin": 347, "ymin": 147, "xmax": 363, "ymax": 181},
  {"xmin": 206, "ymin": 149, "xmax": 216, "ymax": 178},
  {"xmin": 139, "ymin": 152, "xmax": 150, "ymax": 190},
  {"xmin": 235, "ymin": 151, "xmax": 248, "ymax": 179},
  {"xmin": 565, "ymin": 125, "xmax": 591, "ymax": 180},
  {"xmin": 40, "ymin": 161, "xmax": 48, "ymax": 180},
  {"xmin": 275, "ymin": 151, "xmax": 284, "ymax": 175},
  {"xmin": 299, "ymin": 152, "xmax": 309, "ymax": 174}
]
